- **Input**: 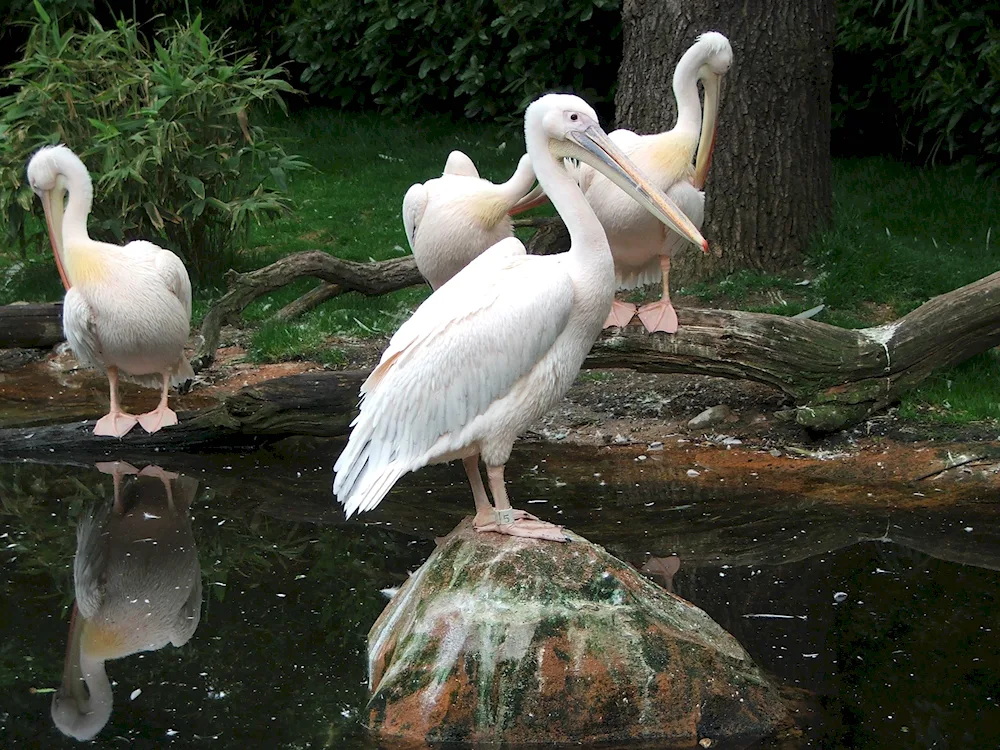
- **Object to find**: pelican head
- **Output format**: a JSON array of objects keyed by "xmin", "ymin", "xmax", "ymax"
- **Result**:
[
  {"xmin": 529, "ymin": 93, "xmax": 707, "ymax": 250},
  {"xmin": 691, "ymin": 32, "xmax": 734, "ymax": 189},
  {"xmin": 27, "ymin": 144, "xmax": 92, "ymax": 290},
  {"xmin": 50, "ymin": 604, "xmax": 114, "ymax": 742}
]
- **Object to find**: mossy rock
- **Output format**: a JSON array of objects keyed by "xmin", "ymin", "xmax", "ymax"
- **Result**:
[{"xmin": 367, "ymin": 518, "xmax": 786, "ymax": 746}]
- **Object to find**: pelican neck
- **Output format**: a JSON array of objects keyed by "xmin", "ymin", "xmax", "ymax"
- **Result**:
[
  {"xmin": 524, "ymin": 123, "xmax": 605, "ymax": 256},
  {"xmin": 672, "ymin": 41, "xmax": 708, "ymax": 138}
]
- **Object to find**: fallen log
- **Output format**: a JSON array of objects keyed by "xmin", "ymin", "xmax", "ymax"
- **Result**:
[
  {"xmin": 192, "ymin": 252, "xmax": 424, "ymax": 371},
  {"xmin": 0, "ymin": 370, "xmax": 365, "ymax": 456},
  {"xmin": 592, "ymin": 270, "xmax": 1000, "ymax": 430},
  {"xmin": 0, "ymin": 302, "xmax": 63, "ymax": 348}
]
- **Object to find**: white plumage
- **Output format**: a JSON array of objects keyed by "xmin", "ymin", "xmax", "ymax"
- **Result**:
[
  {"xmin": 27, "ymin": 145, "xmax": 193, "ymax": 437},
  {"xmin": 576, "ymin": 31, "xmax": 733, "ymax": 333},
  {"xmin": 335, "ymin": 93, "xmax": 706, "ymax": 541},
  {"xmin": 51, "ymin": 464, "xmax": 201, "ymax": 741},
  {"xmin": 403, "ymin": 150, "xmax": 536, "ymax": 289}
]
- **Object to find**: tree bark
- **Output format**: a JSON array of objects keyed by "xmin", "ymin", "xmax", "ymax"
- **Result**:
[
  {"xmin": 273, "ymin": 282, "xmax": 343, "ymax": 322},
  {"xmin": 0, "ymin": 303, "xmax": 63, "ymax": 348},
  {"xmin": 614, "ymin": 0, "xmax": 835, "ymax": 281}
]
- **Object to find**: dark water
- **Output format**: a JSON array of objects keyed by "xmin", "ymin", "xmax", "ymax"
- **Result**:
[{"xmin": 1, "ymin": 441, "xmax": 998, "ymax": 749}]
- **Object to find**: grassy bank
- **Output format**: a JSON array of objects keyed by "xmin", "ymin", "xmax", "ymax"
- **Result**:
[{"xmin": 1, "ymin": 108, "xmax": 997, "ymax": 423}]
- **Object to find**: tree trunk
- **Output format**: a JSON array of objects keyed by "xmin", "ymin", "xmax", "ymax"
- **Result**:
[{"xmin": 614, "ymin": 0, "xmax": 835, "ymax": 281}]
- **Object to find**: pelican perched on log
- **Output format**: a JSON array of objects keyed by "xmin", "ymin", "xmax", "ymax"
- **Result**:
[
  {"xmin": 576, "ymin": 32, "xmax": 733, "ymax": 332},
  {"xmin": 334, "ymin": 94, "xmax": 706, "ymax": 541},
  {"xmin": 403, "ymin": 150, "xmax": 537, "ymax": 290},
  {"xmin": 27, "ymin": 145, "xmax": 194, "ymax": 437},
  {"xmin": 51, "ymin": 463, "xmax": 201, "ymax": 741}
]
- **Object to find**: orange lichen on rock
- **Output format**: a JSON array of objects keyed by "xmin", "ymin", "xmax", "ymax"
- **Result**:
[{"xmin": 367, "ymin": 518, "xmax": 786, "ymax": 746}]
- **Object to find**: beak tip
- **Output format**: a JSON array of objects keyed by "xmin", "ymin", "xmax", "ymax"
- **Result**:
[{"xmin": 701, "ymin": 240, "xmax": 710, "ymax": 253}]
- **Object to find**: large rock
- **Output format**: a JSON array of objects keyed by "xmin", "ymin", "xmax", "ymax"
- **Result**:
[{"xmin": 367, "ymin": 518, "xmax": 786, "ymax": 746}]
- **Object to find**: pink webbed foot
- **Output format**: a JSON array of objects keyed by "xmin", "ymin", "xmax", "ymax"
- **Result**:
[
  {"xmin": 474, "ymin": 508, "xmax": 570, "ymax": 543},
  {"xmin": 603, "ymin": 299, "xmax": 638, "ymax": 329},
  {"xmin": 636, "ymin": 299, "xmax": 679, "ymax": 334},
  {"xmin": 137, "ymin": 406, "xmax": 178, "ymax": 434},
  {"xmin": 93, "ymin": 411, "xmax": 139, "ymax": 438}
]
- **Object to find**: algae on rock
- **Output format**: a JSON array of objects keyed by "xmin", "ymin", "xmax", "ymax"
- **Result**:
[{"xmin": 367, "ymin": 518, "xmax": 786, "ymax": 746}]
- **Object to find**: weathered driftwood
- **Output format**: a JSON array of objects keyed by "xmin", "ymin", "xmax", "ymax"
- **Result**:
[
  {"xmin": 0, "ymin": 302, "xmax": 63, "ymax": 348},
  {"xmin": 192, "ymin": 252, "xmax": 424, "ymax": 370},
  {"xmin": 274, "ymin": 282, "xmax": 343, "ymax": 321},
  {"xmin": 592, "ymin": 270, "xmax": 1000, "ymax": 430},
  {"xmin": 0, "ymin": 370, "xmax": 365, "ymax": 456}
]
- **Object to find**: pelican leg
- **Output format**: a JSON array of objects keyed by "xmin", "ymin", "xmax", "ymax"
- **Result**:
[
  {"xmin": 637, "ymin": 256, "xmax": 679, "ymax": 334},
  {"xmin": 474, "ymin": 464, "xmax": 569, "ymax": 542},
  {"xmin": 467, "ymin": 455, "xmax": 538, "ymax": 529},
  {"xmin": 603, "ymin": 298, "xmax": 638, "ymax": 329},
  {"xmin": 95, "ymin": 460, "xmax": 140, "ymax": 513},
  {"xmin": 137, "ymin": 373, "xmax": 178, "ymax": 434},
  {"xmin": 139, "ymin": 465, "xmax": 180, "ymax": 511},
  {"xmin": 93, "ymin": 367, "xmax": 139, "ymax": 438}
]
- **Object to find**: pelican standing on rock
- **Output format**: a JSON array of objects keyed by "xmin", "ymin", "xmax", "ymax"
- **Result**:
[
  {"xmin": 580, "ymin": 32, "xmax": 733, "ymax": 332},
  {"xmin": 27, "ymin": 145, "xmax": 194, "ymax": 437},
  {"xmin": 334, "ymin": 94, "xmax": 706, "ymax": 541},
  {"xmin": 51, "ymin": 463, "xmax": 201, "ymax": 741},
  {"xmin": 403, "ymin": 150, "xmax": 537, "ymax": 289}
]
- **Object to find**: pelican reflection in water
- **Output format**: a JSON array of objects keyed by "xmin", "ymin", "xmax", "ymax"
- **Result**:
[{"xmin": 51, "ymin": 463, "xmax": 202, "ymax": 741}]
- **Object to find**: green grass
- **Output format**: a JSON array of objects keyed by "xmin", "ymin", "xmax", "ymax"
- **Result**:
[
  {"xmin": 899, "ymin": 351, "xmax": 1000, "ymax": 425},
  {"xmin": 2, "ymin": 110, "xmax": 999, "ymax": 424}
]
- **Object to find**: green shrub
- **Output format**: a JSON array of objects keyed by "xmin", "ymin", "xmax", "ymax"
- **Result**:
[
  {"xmin": 282, "ymin": 0, "xmax": 621, "ymax": 119},
  {"xmin": 0, "ymin": 7, "xmax": 307, "ymax": 281},
  {"xmin": 834, "ymin": 0, "xmax": 1000, "ymax": 172}
]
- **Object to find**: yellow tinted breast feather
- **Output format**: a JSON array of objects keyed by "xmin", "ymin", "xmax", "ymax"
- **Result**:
[
  {"xmin": 65, "ymin": 244, "xmax": 109, "ymax": 286},
  {"xmin": 81, "ymin": 622, "xmax": 128, "ymax": 660},
  {"xmin": 646, "ymin": 134, "xmax": 698, "ymax": 182},
  {"xmin": 468, "ymin": 194, "xmax": 510, "ymax": 228}
]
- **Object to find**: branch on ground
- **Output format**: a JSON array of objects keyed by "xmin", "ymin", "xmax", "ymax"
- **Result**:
[{"xmin": 192, "ymin": 251, "xmax": 424, "ymax": 371}]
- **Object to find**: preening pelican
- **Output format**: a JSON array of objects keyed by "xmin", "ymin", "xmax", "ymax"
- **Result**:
[
  {"xmin": 27, "ymin": 145, "xmax": 194, "ymax": 437},
  {"xmin": 403, "ymin": 150, "xmax": 538, "ymax": 289},
  {"xmin": 52, "ymin": 463, "xmax": 201, "ymax": 741},
  {"xmin": 334, "ymin": 94, "xmax": 706, "ymax": 541},
  {"xmin": 579, "ymin": 32, "xmax": 733, "ymax": 332}
]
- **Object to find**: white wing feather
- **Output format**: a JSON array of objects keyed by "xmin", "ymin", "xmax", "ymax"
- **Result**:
[
  {"xmin": 443, "ymin": 150, "xmax": 480, "ymax": 178},
  {"xmin": 333, "ymin": 237, "xmax": 573, "ymax": 516},
  {"xmin": 402, "ymin": 183, "xmax": 428, "ymax": 252},
  {"xmin": 73, "ymin": 501, "xmax": 113, "ymax": 619},
  {"xmin": 62, "ymin": 288, "xmax": 102, "ymax": 371}
]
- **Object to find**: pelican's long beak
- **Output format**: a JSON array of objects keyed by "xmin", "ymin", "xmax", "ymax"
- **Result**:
[
  {"xmin": 567, "ymin": 125, "xmax": 708, "ymax": 252},
  {"xmin": 508, "ymin": 184, "xmax": 549, "ymax": 216},
  {"xmin": 39, "ymin": 187, "xmax": 70, "ymax": 290},
  {"xmin": 57, "ymin": 603, "xmax": 88, "ymax": 706},
  {"xmin": 693, "ymin": 73, "xmax": 723, "ymax": 191}
]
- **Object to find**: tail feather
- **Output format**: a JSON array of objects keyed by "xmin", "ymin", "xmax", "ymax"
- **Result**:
[{"xmin": 337, "ymin": 460, "xmax": 408, "ymax": 518}]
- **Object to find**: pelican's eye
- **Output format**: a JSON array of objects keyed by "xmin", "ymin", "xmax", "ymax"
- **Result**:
[{"xmin": 570, "ymin": 114, "xmax": 579, "ymax": 122}]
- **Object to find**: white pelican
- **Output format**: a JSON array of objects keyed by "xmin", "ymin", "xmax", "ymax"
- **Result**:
[
  {"xmin": 577, "ymin": 32, "xmax": 733, "ymax": 332},
  {"xmin": 334, "ymin": 94, "xmax": 706, "ymax": 541},
  {"xmin": 51, "ymin": 463, "xmax": 201, "ymax": 741},
  {"xmin": 27, "ymin": 145, "xmax": 194, "ymax": 437},
  {"xmin": 403, "ymin": 150, "xmax": 538, "ymax": 289}
]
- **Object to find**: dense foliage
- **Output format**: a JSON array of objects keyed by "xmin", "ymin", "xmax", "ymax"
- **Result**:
[
  {"xmin": 0, "ymin": 8, "xmax": 306, "ymax": 280},
  {"xmin": 834, "ymin": 0, "xmax": 1000, "ymax": 171},
  {"xmin": 282, "ymin": 0, "xmax": 622, "ymax": 119}
]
